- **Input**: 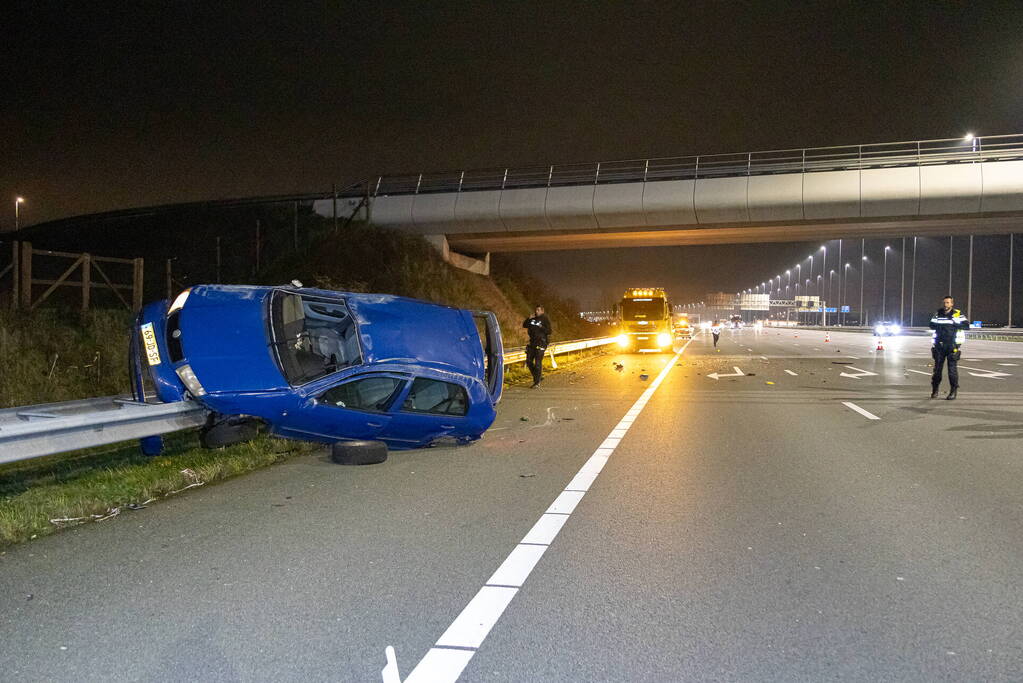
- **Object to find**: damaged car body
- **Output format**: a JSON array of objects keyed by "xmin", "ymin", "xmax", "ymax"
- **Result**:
[{"xmin": 130, "ymin": 284, "xmax": 504, "ymax": 462}]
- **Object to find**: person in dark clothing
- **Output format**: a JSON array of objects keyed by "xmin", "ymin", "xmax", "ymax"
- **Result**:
[
  {"xmin": 522, "ymin": 305, "xmax": 552, "ymax": 388},
  {"xmin": 929, "ymin": 295, "xmax": 970, "ymax": 400}
]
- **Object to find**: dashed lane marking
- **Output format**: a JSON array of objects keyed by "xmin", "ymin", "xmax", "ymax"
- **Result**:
[
  {"xmin": 906, "ymin": 369, "xmax": 931, "ymax": 376},
  {"xmin": 842, "ymin": 401, "xmax": 881, "ymax": 420},
  {"xmin": 784, "ymin": 370, "xmax": 798, "ymax": 376},
  {"xmin": 392, "ymin": 341, "xmax": 692, "ymax": 683}
]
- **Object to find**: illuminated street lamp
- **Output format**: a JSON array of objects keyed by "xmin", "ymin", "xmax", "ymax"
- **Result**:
[{"xmin": 15, "ymin": 196, "xmax": 24, "ymax": 230}]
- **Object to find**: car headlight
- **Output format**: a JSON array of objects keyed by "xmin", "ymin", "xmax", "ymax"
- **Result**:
[
  {"xmin": 175, "ymin": 364, "xmax": 207, "ymax": 397},
  {"xmin": 168, "ymin": 288, "xmax": 191, "ymax": 314},
  {"xmin": 875, "ymin": 325, "xmax": 886, "ymax": 335},
  {"xmin": 616, "ymin": 334, "xmax": 630, "ymax": 348},
  {"xmin": 890, "ymin": 325, "xmax": 901, "ymax": 334},
  {"xmin": 657, "ymin": 332, "xmax": 672, "ymax": 347}
]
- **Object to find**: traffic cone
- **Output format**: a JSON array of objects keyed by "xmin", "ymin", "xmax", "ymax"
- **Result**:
[
  {"xmin": 824, "ymin": 332, "xmax": 830, "ymax": 343},
  {"xmin": 876, "ymin": 337, "xmax": 885, "ymax": 351}
]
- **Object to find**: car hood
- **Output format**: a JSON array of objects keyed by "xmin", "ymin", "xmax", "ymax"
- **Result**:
[
  {"xmin": 178, "ymin": 286, "xmax": 288, "ymax": 393},
  {"xmin": 346, "ymin": 294, "xmax": 483, "ymax": 378}
]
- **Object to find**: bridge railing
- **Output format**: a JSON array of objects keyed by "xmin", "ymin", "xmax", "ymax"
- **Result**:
[{"xmin": 367, "ymin": 132, "xmax": 1023, "ymax": 197}]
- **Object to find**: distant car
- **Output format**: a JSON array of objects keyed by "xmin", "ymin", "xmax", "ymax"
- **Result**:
[
  {"xmin": 130, "ymin": 284, "xmax": 504, "ymax": 462},
  {"xmin": 673, "ymin": 322, "xmax": 693, "ymax": 339},
  {"xmin": 874, "ymin": 321, "xmax": 902, "ymax": 336}
]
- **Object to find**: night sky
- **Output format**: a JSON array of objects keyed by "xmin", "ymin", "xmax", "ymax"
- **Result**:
[{"xmin": 4, "ymin": 1, "xmax": 1023, "ymax": 310}]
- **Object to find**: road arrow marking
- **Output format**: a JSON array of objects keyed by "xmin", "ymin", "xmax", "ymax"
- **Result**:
[
  {"xmin": 382, "ymin": 646, "xmax": 400, "ymax": 683},
  {"xmin": 707, "ymin": 366, "xmax": 745, "ymax": 380},
  {"xmin": 839, "ymin": 366, "xmax": 878, "ymax": 379},
  {"xmin": 959, "ymin": 365, "xmax": 1010, "ymax": 379}
]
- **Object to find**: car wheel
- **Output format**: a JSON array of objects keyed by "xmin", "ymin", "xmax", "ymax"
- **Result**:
[
  {"xmin": 200, "ymin": 419, "xmax": 259, "ymax": 449},
  {"xmin": 330, "ymin": 440, "xmax": 388, "ymax": 465}
]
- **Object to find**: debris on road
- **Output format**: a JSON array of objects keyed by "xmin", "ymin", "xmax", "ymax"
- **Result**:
[
  {"xmin": 519, "ymin": 473, "xmax": 536, "ymax": 478},
  {"xmin": 639, "ymin": 374, "xmax": 649, "ymax": 381},
  {"xmin": 519, "ymin": 416, "xmax": 529, "ymax": 421}
]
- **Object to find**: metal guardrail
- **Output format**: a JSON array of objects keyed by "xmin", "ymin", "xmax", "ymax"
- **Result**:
[
  {"xmin": 0, "ymin": 397, "xmax": 206, "ymax": 465},
  {"xmin": 502, "ymin": 336, "xmax": 617, "ymax": 365},
  {"xmin": 0, "ymin": 336, "xmax": 617, "ymax": 466},
  {"xmin": 368, "ymin": 133, "xmax": 1023, "ymax": 197}
]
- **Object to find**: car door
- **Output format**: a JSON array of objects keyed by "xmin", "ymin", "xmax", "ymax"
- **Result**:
[
  {"xmin": 278, "ymin": 374, "xmax": 406, "ymax": 442},
  {"xmin": 379, "ymin": 376, "xmax": 471, "ymax": 447}
]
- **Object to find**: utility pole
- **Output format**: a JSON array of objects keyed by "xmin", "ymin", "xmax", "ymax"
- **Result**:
[
  {"xmin": 1010, "ymin": 234, "xmax": 1015, "ymax": 328},
  {"xmin": 859, "ymin": 237, "xmax": 865, "ymax": 327}
]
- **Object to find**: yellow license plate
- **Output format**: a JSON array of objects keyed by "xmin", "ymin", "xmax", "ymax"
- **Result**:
[{"xmin": 141, "ymin": 322, "xmax": 161, "ymax": 366}]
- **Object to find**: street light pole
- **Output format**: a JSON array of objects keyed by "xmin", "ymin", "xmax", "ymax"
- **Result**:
[
  {"xmin": 910, "ymin": 236, "xmax": 917, "ymax": 327},
  {"xmin": 882, "ymin": 245, "xmax": 891, "ymax": 319},
  {"xmin": 967, "ymin": 234, "xmax": 974, "ymax": 320},
  {"xmin": 1010, "ymin": 234, "xmax": 1015, "ymax": 329},
  {"xmin": 900, "ymin": 236, "xmax": 906, "ymax": 325},
  {"xmin": 15, "ymin": 197, "xmax": 24, "ymax": 230},
  {"xmin": 844, "ymin": 263, "xmax": 850, "ymax": 325},
  {"xmin": 860, "ymin": 237, "xmax": 866, "ymax": 326}
]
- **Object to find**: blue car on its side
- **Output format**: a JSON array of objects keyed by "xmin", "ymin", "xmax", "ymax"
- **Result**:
[{"xmin": 130, "ymin": 284, "xmax": 504, "ymax": 463}]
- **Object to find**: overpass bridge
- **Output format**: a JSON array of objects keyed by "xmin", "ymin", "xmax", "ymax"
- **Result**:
[{"xmin": 344, "ymin": 134, "xmax": 1023, "ymax": 258}]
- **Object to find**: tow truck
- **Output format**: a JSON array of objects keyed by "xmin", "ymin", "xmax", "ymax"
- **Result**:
[
  {"xmin": 614, "ymin": 287, "xmax": 673, "ymax": 352},
  {"xmin": 130, "ymin": 283, "xmax": 503, "ymax": 464}
]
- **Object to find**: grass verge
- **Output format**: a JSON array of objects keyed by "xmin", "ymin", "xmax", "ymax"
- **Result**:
[{"xmin": 0, "ymin": 432, "xmax": 313, "ymax": 550}]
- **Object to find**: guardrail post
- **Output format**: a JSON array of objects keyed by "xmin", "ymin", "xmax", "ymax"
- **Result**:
[
  {"xmin": 19, "ymin": 241, "xmax": 32, "ymax": 309},
  {"xmin": 81, "ymin": 253, "xmax": 91, "ymax": 312},
  {"xmin": 132, "ymin": 257, "xmax": 144, "ymax": 311}
]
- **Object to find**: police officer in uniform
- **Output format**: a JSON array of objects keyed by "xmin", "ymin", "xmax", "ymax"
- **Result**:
[
  {"xmin": 929, "ymin": 295, "xmax": 970, "ymax": 400},
  {"xmin": 522, "ymin": 305, "xmax": 552, "ymax": 388}
]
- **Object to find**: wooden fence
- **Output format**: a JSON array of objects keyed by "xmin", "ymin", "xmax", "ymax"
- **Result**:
[{"xmin": 2, "ymin": 241, "xmax": 143, "ymax": 312}]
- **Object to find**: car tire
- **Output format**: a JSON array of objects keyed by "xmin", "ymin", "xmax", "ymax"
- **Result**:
[
  {"xmin": 330, "ymin": 440, "xmax": 388, "ymax": 465},
  {"xmin": 200, "ymin": 419, "xmax": 259, "ymax": 449}
]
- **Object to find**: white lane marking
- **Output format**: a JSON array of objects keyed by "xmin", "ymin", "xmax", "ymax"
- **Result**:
[
  {"xmin": 784, "ymin": 370, "xmax": 798, "ymax": 376},
  {"xmin": 435, "ymin": 586, "xmax": 518, "ymax": 648},
  {"xmin": 707, "ymin": 366, "xmax": 745, "ymax": 380},
  {"xmin": 842, "ymin": 401, "xmax": 881, "ymax": 420},
  {"xmin": 395, "ymin": 341, "xmax": 690, "ymax": 682},
  {"xmin": 998, "ymin": 363, "xmax": 1019, "ymax": 366},
  {"xmin": 846, "ymin": 356, "xmax": 860, "ymax": 359},
  {"xmin": 521, "ymin": 514, "xmax": 570, "ymax": 544},
  {"xmin": 487, "ymin": 544, "xmax": 548, "ymax": 587},
  {"xmin": 401, "ymin": 649, "xmax": 472, "ymax": 683},
  {"xmin": 839, "ymin": 366, "xmax": 878, "ymax": 379},
  {"xmin": 760, "ymin": 356, "xmax": 769, "ymax": 360},
  {"xmin": 906, "ymin": 369, "xmax": 931, "ymax": 375}
]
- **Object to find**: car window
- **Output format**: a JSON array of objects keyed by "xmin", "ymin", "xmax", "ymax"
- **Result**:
[
  {"xmin": 319, "ymin": 376, "xmax": 404, "ymax": 412},
  {"xmin": 402, "ymin": 378, "xmax": 468, "ymax": 416}
]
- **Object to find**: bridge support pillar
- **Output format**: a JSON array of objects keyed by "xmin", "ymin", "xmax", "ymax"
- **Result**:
[{"xmin": 424, "ymin": 234, "xmax": 490, "ymax": 276}]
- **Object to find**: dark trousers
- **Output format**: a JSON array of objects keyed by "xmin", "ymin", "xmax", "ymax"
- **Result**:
[
  {"xmin": 931, "ymin": 344, "xmax": 961, "ymax": 388},
  {"xmin": 526, "ymin": 344, "xmax": 546, "ymax": 384},
  {"xmin": 712, "ymin": 333, "xmax": 720, "ymax": 347}
]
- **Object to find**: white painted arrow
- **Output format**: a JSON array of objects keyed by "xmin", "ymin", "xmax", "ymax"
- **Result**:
[
  {"xmin": 839, "ymin": 366, "xmax": 878, "ymax": 379},
  {"xmin": 708, "ymin": 366, "xmax": 745, "ymax": 380},
  {"xmin": 382, "ymin": 646, "xmax": 400, "ymax": 683},
  {"xmin": 959, "ymin": 365, "xmax": 1011, "ymax": 379}
]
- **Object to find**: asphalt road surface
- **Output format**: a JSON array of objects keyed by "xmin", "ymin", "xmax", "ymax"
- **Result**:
[{"xmin": 3, "ymin": 328, "xmax": 1023, "ymax": 682}]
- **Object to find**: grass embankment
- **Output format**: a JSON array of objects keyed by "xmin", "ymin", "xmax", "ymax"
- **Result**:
[{"xmin": 0, "ymin": 309, "xmax": 132, "ymax": 408}]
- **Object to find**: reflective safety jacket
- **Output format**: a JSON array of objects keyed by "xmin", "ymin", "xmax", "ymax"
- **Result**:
[
  {"xmin": 929, "ymin": 307, "xmax": 969, "ymax": 347},
  {"xmin": 710, "ymin": 324, "xmax": 723, "ymax": 335}
]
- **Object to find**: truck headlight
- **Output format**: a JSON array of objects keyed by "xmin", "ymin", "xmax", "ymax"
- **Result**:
[
  {"xmin": 657, "ymin": 332, "xmax": 672, "ymax": 347},
  {"xmin": 890, "ymin": 325, "xmax": 901, "ymax": 335},
  {"xmin": 175, "ymin": 364, "xmax": 207, "ymax": 397},
  {"xmin": 616, "ymin": 334, "xmax": 630, "ymax": 348},
  {"xmin": 875, "ymin": 324, "xmax": 886, "ymax": 335},
  {"xmin": 168, "ymin": 288, "xmax": 191, "ymax": 314}
]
